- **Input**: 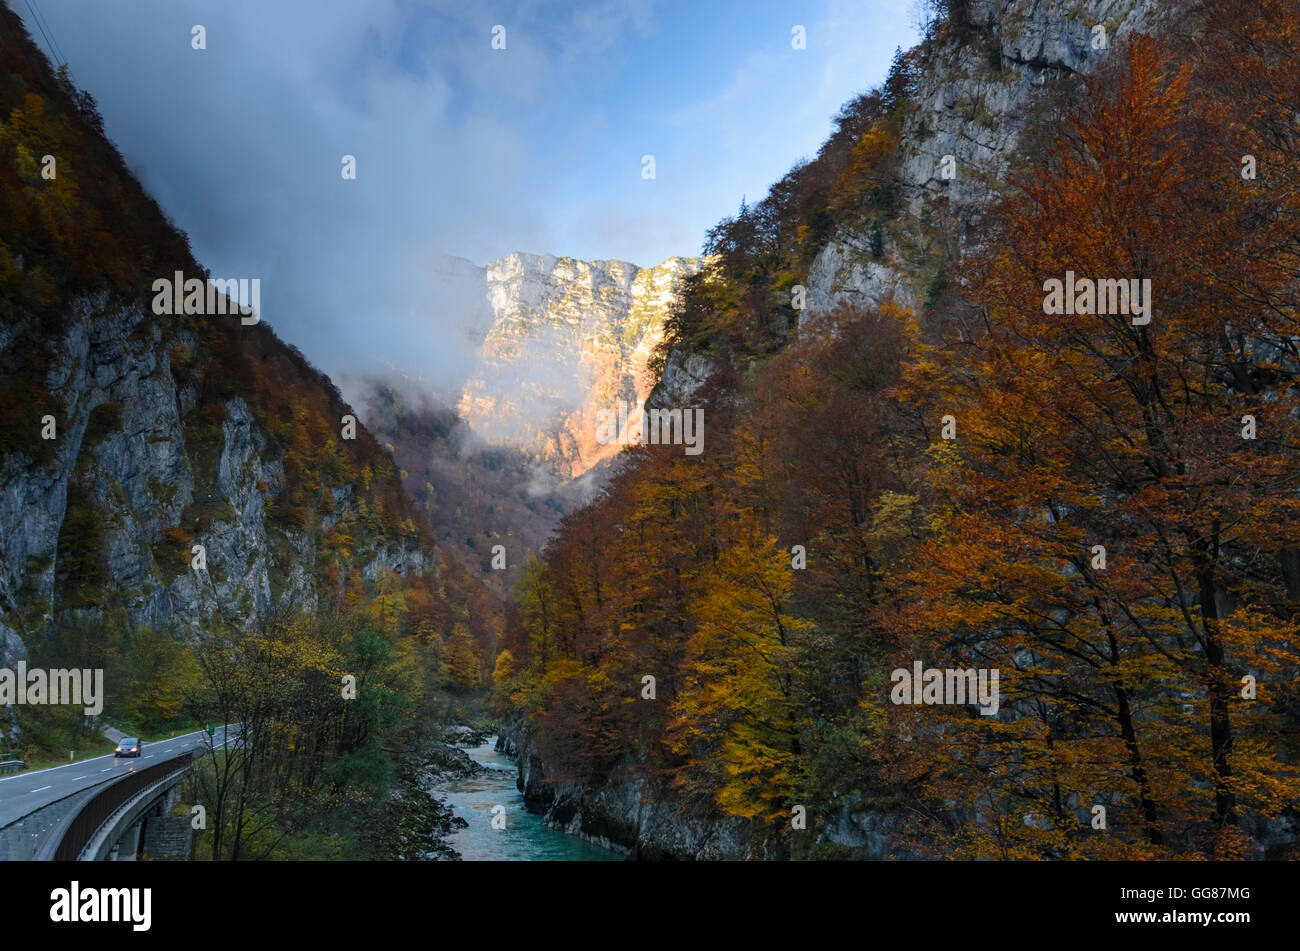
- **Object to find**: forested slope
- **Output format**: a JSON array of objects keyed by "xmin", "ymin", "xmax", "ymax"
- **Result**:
[
  {"xmin": 0, "ymin": 3, "xmax": 501, "ymax": 856},
  {"xmin": 496, "ymin": 0, "xmax": 1300, "ymax": 860}
]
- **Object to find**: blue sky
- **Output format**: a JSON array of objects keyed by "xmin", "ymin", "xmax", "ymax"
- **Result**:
[{"xmin": 16, "ymin": 0, "xmax": 918, "ymax": 384}]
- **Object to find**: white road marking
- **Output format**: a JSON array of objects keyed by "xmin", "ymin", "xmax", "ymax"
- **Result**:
[
  {"xmin": 0, "ymin": 728, "xmax": 209, "ymax": 783},
  {"xmin": 0, "ymin": 729, "xmax": 215, "ymax": 814}
]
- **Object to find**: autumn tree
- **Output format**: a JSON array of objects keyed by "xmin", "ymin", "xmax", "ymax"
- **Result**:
[{"xmin": 896, "ymin": 32, "xmax": 1300, "ymax": 856}]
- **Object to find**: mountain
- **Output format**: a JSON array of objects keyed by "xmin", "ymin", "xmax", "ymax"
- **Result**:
[
  {"xmin": 353, "ymin": 252, "xmax": 707, "ymax": 596},
  {"xmin": 460, "ymin": 252, "xmax": 708, "ymax": 482},
  {"xmin": 355, "ymin": 377, "xmax": 582, "ymax": 600},
  {"xmin": 497, "ymin": 0, "xmax": 1300, "ymax": 862},
  {"xmin": 657, "ymin": 0, "xmax": 1164, "ymax": 404},
  {"xmin": 0, "ymin": 3, "xmax": 501, "ymax": 752}
]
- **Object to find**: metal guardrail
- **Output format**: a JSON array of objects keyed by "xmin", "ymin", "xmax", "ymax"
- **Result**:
[
  {"xmin": 0, "ymin": 760, "xmax": 28, "ymax": 776},
  {"xmin": 52, "ymin": 752, "xmax": 192, "ymax": 861}
]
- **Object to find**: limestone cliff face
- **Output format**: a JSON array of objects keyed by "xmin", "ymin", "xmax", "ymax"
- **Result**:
[
  {"xmin": 0, "ymin": 4, "xmax": 448, "ymax": 749},
  {"xmin": 459, "ymin": 253, "xmax": 707, "ymax": 481},
  {"xmin": 805, "ymin": 0, "xmax": 1164, "ymax": 316},
  {"xmin": 0, "ymin": 294, "xmax": 430, "ymax": 679},
  {"xmin": 357, "ymin": 252, "xmax": 703, "ymax": 601},
  {"xmin": 656, "ymin": 0, "xmax": 1167, "ymax": 407},
  {"xmin": 0, "ymin": 292, "xmax": 432, "ymax": 747}
]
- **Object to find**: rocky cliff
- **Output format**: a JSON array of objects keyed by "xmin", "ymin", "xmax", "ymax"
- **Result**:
[
  {"xmin": 806, "ymin": 0, "xmax": 1162, "ymax": 311},
  {"xmin": 497, "ymin": 722, "xmax": 759, "ymax": 860},
  {"xmin": 354, "ymin": 252, "xmax": 705, "ymax": 598},
  {"xmin": 0, "ymin": 5, "xmax": 449, "ymax": 747},
  {"xmin": 0, "ymin": 295, "xmax": 431, "ymax": 645},
  {"xmin": 658, "ymin": 0, "xmax": 1165, "ymax": 405},
  {"xmin": 460, "ymin": 252, "xmax": 707, "ymax": 481}
]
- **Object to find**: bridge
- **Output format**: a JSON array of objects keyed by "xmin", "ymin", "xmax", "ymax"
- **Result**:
[{"xmin": 0, "ymin": 726, "xmax": 236, "ymax": 860}]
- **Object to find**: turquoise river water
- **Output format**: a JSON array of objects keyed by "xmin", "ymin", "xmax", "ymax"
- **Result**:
[{"xmin": 440, "ymin": 736, "xmax": 622, "ymax": 861}]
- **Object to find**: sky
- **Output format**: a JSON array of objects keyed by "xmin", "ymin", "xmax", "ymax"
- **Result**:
[{"xmin": 15, "ymin": 0, "xmax": 919, "ymax": 386}]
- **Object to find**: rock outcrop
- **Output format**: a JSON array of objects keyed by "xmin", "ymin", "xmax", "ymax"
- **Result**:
[
  {"xmin": 459, "ymin": 253, "xmax": 707, "ymax": 481},
  {"xmin": 497, "ymin": 723, "xmax": 757, "ymax": 860},
  {"xmin": 807, "ymin": 0, "xmax": 1164, "ymax": 318},
  {"xmin": 0, "ymin": 291, "xmax": 433, "ymax": 686},
  {"xmin": 657, "ymin": 0, "xmax": 1167, "ymax": 407},
  {"xmin": 0, "ymin": 6, "xmax": 443, "ymax": 748}
]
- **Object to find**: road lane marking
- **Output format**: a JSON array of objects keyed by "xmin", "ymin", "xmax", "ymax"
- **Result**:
[
  {"xmin": 30, "ymin": 785, "xmax": 51, "ymax": 793},
  {"xmin": 0, "ymin": 729, "xmax": 211, "ymax": 783},
  {"xmin": 72, "ymin": 775, "xmax": 86, "ymax": 780}
]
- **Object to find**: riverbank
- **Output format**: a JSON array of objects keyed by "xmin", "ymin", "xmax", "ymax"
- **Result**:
[
  {"xmin": 496, "ymin": 722, "xmax": 756, "ymax": 860},
  {"xmin": 367, "ymin": 734, "xmax": 485, "ymax": 860},
  {"xmin": 435, "ymin": 731, "xmax": 621, "ymax": 861}
]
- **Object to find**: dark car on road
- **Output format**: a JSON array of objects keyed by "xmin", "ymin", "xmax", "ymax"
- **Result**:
[{"xmin": 114, "ymin": 737, "xmax": 142, "ymax": 758}]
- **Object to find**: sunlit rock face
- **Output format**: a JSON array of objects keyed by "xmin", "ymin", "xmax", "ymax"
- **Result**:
[{"xmin": 459, "ymin": 252, "xmax": 706, "ymax": 481}]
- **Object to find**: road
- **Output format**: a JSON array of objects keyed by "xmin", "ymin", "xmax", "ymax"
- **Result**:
[{"xmin": 0, "ymin": 726, "xmax": 236, "ymax": 828}]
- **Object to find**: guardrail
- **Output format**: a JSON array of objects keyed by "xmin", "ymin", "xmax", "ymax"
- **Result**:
[
  {"xmin": 0, "ymin": 760, "xmax": 27, "ymax": 776},
  {"xmin": 52, "ymin": 752, "xmax": 192, "ymax": 861}
]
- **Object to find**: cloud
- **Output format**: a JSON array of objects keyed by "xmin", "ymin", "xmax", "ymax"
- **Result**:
[
  {"xmin": 17, "ymin": 0, "xmax": 911, "ymax": 391},
  {"xmin": 17, "ymin": 3, "xmax": 592, "ymax": 377}
]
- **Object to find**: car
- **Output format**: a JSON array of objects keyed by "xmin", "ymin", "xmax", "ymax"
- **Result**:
[{"xmin": 114, "ymin": 737, "xmax": 142, "ymax": 758}]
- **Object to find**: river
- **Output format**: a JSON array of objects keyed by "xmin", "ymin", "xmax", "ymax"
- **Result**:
[{"xmin": 440, "ymin": 736, "xmax": 622, "ymax": 861}]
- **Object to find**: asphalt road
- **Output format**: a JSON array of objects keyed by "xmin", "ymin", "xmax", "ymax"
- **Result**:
[{"xmin": 0, "ymin": 726, "xmax": 235, "ymax": 828}]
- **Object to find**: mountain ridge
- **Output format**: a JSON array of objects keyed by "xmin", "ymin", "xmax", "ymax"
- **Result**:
[
  {"xmin": 0, "ymin": 2, "xmax": 503, "ymax": 752},
  {"xmin": 492, "ymin": 0, "xmax": 1300, "ymax": 863}
]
